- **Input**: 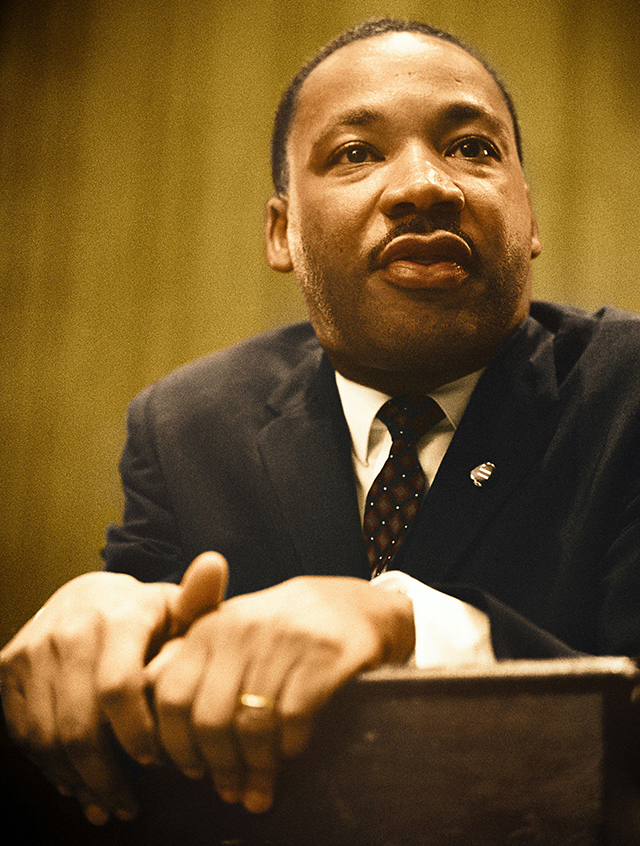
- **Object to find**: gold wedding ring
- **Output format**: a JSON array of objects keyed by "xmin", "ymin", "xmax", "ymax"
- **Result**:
[{"xmin": 238, "ymin": 693, "xmax": 276, "ymax": 711}]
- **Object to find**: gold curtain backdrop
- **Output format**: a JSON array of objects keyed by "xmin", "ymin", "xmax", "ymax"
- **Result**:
[{"xmin": 1, "ymin": 0, "xmax": 639, "ymax": 646}]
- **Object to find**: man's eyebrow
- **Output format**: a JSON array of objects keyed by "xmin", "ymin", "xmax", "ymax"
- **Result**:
[
  {"xmin": 309, "ymin": 102, "xmax": 511, "ymax": 154},
  {"xmin": 334, "ymin": 107, "xmax": 380, "ymax": 128},
  {"xmin": 438, "ymin": 102, "xmax": 510, "ymax": 138},
  {"xmin": 310, "ymin": 108, "xmax": 382, "ymax": 151}
]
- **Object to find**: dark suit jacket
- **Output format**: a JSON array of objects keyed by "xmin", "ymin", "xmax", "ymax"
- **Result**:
[{"xmin": 103, "ymin": 301, "xmax": 640, "ymax": 659}]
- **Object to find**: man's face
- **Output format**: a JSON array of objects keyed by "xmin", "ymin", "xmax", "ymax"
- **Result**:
[{"xmin": 265, "ymin": 33, "xmax": 542, "ymax": 393}]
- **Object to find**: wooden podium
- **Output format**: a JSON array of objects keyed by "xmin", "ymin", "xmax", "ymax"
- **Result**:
[
  {"xmin": 274, "ymin": 657, "xmax": 640, "ymax": 845},
  {"xmin": 3, "ymin": 656, "xmax": 640, "ymax": 845}
]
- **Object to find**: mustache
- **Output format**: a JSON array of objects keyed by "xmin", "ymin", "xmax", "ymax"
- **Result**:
[{"xmin": 367, "ymin": 216, "xmax": 477, "ymax": 272}]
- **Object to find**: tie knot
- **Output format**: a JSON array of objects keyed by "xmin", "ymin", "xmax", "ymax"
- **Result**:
[{"xmin": 376, "ymin": 395, "xmax": 444, "ymax": 444}]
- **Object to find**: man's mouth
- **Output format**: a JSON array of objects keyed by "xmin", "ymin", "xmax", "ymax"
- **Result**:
[{"xmin": 374, "ymin": 232, "xmax": 474, "ymax": 289}]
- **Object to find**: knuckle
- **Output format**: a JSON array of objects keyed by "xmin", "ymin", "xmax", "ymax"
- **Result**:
[
  {"xmin": 194, "ymin": 713, "xmax": 228, "ymax": 743},
  {"xmin": 98, "ymin": 673, "xmax": 140, "ymax": 710},
  {"xmin": 0, "ymin": 702, "xmax": 53, "ymax": 754},
  {"xmin": 278, "ymin": 701, "xmax": 312, "ymax": 727},
  {"xmin": 1, "ymin": 646, "xmax": 35, "ymax": 681},
  {"xmin": 154, "ymin": 676, "xmax": 190, "ymax": 712},
  {"xmin": 277, "ymin": 706, "xmax": 301, "ymax": 728},
  {"xmin": 191, "ymin": 711, "xmax": 232, "ymax": 752},
  {"xmin": 55, "ymin": 723, "xmax": 98, "ymax": 764},
  {"xmin": 61, "ymin": 733, "xmax": 95, "ymax": 764},
  {"xmin": 0, "ymin": 646, "xmax": 12, "ymax": 671},
  {"xmin": 53, "ymin": 617, "xmax": 98, "ymax": 655},
  {"xmin": 57, "ymin": 713, "xmax": 89, "ymax": 747},
  {"xmin": 233, "ymin": 707, "xmax": 277, "ymax": 739},
  {"xmin": 17, "ymin": 724, "xmax": 56, "ymax": 758}
]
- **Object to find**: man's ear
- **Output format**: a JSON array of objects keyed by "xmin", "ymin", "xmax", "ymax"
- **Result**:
[
  {"xmin": 525, "ymin": 183, "xmax": 543, "ymax": 259},
  {"xmin": 265, "ymin": 195, "xmax": 293, "ymax": 273}
]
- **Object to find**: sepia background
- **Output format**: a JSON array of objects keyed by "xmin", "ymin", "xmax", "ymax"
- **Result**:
[{"xmin": 1, "ymin": 0, "xmax": 639, "ymax": 647}]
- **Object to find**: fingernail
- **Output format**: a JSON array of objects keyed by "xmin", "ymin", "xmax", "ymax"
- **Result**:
[
  {"xmin": 137, "ymin": 754, "xmax": 162, "ymax": 767},
  {"xmin": 115, "ymin": 805, "xmax": 138, "ymax": 822},
  {"xmin": 84, "ymin": 804, "xmax": 110, "ymax": 826},
  {"xmin": 220, "ymin": 788, "xmax": 241, "ymax": 804},
  {"xmin": 243, "ymin": 790, "xmax": 272, "ymax": 814},
  {"xmin": 183, "ymin": 766, "xmax": 205, "ymax": 780}
]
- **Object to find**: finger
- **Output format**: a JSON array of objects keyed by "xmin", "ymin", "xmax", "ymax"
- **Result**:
[
  {"xmin": 241, "ymin": 764, "xmax": 278, "ymax": 814},
  {"xmin": 204, "ymin": 732, "xmax": 243, "ymax": 806},
  {"xmin": 1, "ymin": 650, "xmax": 85, "ymax": 799},
  {"xmin": 97, "ymin": 621, "xmax": 164, "ymax": 766},
  {"xmin": 152, "ymin": 636, "xmax": 209, "ymax": 779},
  {"xmin": 53, "ymin": 648, "xmax": 140, "ymax": 821},
  {"xmin": 1, "ymin": 659, "xmax": 54, "ymax": 750},
  {"xmin": 231, "ymin": 644, "xmax": 300, "ymax": 813},
  {"xmin": 233, "ymin": 698, "xmax": 279, "ymax": 813},
  {"xmin": 54, "ymin": 733, "xmax": 139, "ymax": 825},
  {"xmin": 8, "ymin": 654, "xmax": 137, "ymax": 824},
  {"xmin": 279, "ymin": 710, "xmax": 314, "ymax": 758},
  {"xmin": 277, "ymin": 647, "xmax": 365, "ymax": 758},
  {"xmin": 144, "ymin": 636, "xmax": 182, "ymax": 688},
  {"xmin": 170, "ymin": 552, "xmax": 229, "ymax": 635},
  {"xmin": 190, "ymin": 640, "xmax": 247, "ymax": 804}
]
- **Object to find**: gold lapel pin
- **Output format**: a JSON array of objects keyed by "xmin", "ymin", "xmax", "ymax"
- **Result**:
[{"xmin": 470, "ymin": 462, "xmax": 495, "ymax": 487}]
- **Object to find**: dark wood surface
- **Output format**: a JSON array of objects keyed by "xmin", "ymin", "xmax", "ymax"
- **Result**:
[{"xmin": 3, "ymin": 657, "xmax": 640, "ymax": 845}]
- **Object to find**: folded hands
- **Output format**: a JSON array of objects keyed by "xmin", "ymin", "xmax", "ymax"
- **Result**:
[{"xmin": 0, "ymin": 553, "xmax": 414, "ymax": 824}]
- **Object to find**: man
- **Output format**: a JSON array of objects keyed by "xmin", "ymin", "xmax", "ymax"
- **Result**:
[{"xmin": 2, "ymin": 17, "xmax": 640, "ymax": 832}]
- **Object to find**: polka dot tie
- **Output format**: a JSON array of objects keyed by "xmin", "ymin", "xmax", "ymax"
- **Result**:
[{"xmin": 363, "ymin": 396, "xmax": 444, "ymax": 577}]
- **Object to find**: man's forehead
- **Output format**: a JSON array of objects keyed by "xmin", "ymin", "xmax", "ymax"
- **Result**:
[{"xmin": 292, "ymin": 32, "xmax": 507, "ymax": 137}]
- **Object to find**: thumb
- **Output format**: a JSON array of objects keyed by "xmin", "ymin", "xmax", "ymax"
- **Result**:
[{"xmin": 169, "ymin": 551, "xmax": 229, "ymax": 635}]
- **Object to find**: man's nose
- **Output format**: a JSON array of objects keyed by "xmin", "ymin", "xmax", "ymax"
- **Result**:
[{"xmin": 379, "ymin": 148, "xmax": 465, "ymax": 218}]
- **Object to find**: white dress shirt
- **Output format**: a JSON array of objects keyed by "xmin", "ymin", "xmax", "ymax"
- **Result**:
[{"xmin": 334, "ymin": 370, "xmax": 495, "ymax": 668}]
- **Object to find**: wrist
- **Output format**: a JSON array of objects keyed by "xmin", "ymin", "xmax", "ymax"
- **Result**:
[{"xmin": 370, "ymin": 581, "xmax": 416, "ymax": 664}]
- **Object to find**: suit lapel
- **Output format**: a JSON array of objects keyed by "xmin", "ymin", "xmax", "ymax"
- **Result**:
[
  {"xmin": 255, "ymin": 315, "xmax": 561, "ymax": 587},
  {"xmin": 394, "ymin": 316, "xmax": 561, "ymax": 584},
  {"xmin": 257, "ymin": 342, "xmax": 370, "ymax": 580}
]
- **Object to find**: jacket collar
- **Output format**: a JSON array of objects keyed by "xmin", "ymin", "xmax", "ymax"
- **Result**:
[{"xmin": 257, "ymin": 332, "xmax": 370, "ymax": 579}]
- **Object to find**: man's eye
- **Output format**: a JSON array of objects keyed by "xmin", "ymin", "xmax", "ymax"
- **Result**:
[
  {"xmin": 335, "ymin": 144, "xmax": 375, "ymax": 164},
  {"xmin": 448, "ymin": 137, "xmax": 500, "ymax": 161}
]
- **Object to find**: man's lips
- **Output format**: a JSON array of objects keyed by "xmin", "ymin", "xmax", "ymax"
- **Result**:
[
  {"xmin": 377, "ymin": 232, "xmax": 473, "ymax": 268},
  {"xmin": 374, "ymin": 232, "xmax": 474, "ymax": 289}
]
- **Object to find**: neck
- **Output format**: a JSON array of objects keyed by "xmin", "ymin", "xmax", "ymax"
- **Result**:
[
  {"xmin": 329, "ymin": 355, "xmax": 491, "ymax": 396},
  {"xmin": 324, "ymin": 315, "xmax": 528, "ymax": 395}
]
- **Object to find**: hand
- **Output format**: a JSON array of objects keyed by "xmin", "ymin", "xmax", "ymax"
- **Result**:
[
  {"xmin": 148, "ymin": 574, "xmax": 414, "ymax": 815},
  {"xmin": 0, "ymin": 552, "xmax": 227, "ymax": 825}
]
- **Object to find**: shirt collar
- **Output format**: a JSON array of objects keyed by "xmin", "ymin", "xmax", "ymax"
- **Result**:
[{"xmin": 335, "ymin": 368, "xmax": 484, "ymax": 466}]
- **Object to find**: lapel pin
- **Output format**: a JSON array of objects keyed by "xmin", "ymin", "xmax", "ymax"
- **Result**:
[{"xmin": 470, "ymin": 462, "xmax": 495, "ymax": 487}]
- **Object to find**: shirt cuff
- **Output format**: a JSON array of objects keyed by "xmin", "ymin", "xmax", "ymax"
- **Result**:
[{"xmin": 370, "ymin": 570, "xmax": 496, "ymax": 668}]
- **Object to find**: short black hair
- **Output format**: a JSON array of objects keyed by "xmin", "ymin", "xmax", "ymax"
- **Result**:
[{"xmin": 270, "ymin": 18, "xmax": 523, "ymax": 196}]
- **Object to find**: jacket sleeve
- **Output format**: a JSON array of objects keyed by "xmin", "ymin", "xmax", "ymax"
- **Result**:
[
  {"xmin": 101, "ymin": 385, "xmax": 188, "ymax": 584},
  {"xmin": 437, "ymin": 584, "xmax": 582, "ymax": 660}
]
